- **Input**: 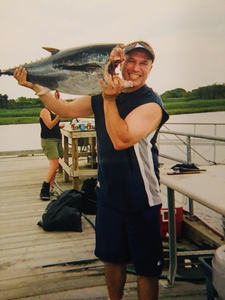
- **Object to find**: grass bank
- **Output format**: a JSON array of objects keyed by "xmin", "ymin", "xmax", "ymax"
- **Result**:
[
  {"xmin": 0, "ymin": 98, "xmax": 225, "ymax": 125},
  {"xmin": 0, "ymin": 107, "xmax": 71, "ymax": 125},
  {"xmin": 163, "ymin": 98, "xmax": 225, "ymax": 115}
]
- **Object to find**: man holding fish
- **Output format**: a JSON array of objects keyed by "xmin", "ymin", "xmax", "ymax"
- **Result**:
[{"xmin": 14, "ymin": 41, "xmax": 169, "ymax": 300}]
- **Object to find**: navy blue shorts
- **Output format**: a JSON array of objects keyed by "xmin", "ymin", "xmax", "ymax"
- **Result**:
[{"xmin": 95, "ymin": 200, "xmax": 164, "ymax": 277}]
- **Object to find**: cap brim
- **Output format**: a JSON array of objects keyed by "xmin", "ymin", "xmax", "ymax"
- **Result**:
[{"xmin": 124, "ymin": 43, "xmax": 155, "ymax": 62}]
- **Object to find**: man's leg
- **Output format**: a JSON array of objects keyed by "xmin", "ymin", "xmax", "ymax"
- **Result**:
[
  {"xmin": 137, "ymin": 275, "xmax": 159, "ymax": 300},
  {"xmin": 105, "ymin": 262, "xmax": 127, "ymax": 300}
]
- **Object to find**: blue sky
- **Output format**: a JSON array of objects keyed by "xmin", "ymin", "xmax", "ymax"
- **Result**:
[{"xmin": 0, "ymin": 0, "xmax": 225, "ymax": 99}]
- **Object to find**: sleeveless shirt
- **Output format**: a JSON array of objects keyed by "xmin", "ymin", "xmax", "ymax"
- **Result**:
[
  {"xmin": 40, "ymin": 109, "xmax": 62, "ymax": 139},
  {"xmin": 91, "ymin": 85, "xmax": 169, "ymax": 212}
]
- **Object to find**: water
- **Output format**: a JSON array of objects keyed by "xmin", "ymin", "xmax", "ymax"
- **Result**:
[
  {"xmin": 0, "ymin": 112, "xmax": 224, "ymax": 234},
  {"xmin": 0, "ymin": 123, "xmax": 42, "ymax": 152},
  {"xmin": 2, "ymin": 116, "xmax": 224, "ymax": 165},
  {"xmin": 1, "ymin": 112, "xmax": 224, "ymax": 152}
]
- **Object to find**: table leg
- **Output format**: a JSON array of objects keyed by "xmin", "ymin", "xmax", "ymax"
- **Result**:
[
  {"xmin": 71, "ymin": 138, "xmax": 79, "ymax": 189},
  {"xmin": 89, "ymin": 137, "xmax": 97, "ymax": 169},
  {"xmin": 72, "ymin": 177, "xmax": 79, "ymax": 190},
  {"xmin": 160, "ymin": 187, "xmax": 177, "ymax": 288},
  {"xmin": 167, "ymin": 187, "xmax": 177, "ymax": 286},
  {"xmin": 63, "ymin": 135, "xmax": 69, "ymax": 182}
]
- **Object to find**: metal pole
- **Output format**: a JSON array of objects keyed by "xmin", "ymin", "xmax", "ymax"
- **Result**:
[
  {"xmin": 214, "ymin": 124, "xmax": 217, "ymax": 162},
  {"xmin": 166, "ymin": 187, "xmax": 177, "ymax": 287},
  {"xmin": 186, "ymin": 135, "xmax": 195, "ymax": 219},
  {"xmin": 188, "ymin": 197, "xmax": 195, "ymax": 221},
  {"xmin": 186, "ymin": 135, "xmax": 191, "ymax": 163}
]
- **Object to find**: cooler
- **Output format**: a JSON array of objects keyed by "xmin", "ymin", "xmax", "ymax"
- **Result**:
[{"xmin": 160, "ymin": 207, "xmax": 183, "ymax": 238}]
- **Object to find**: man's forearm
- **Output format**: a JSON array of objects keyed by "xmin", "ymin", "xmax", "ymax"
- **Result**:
[{"xmin": 104, "ymin": 100, "xmax": 130, "ymax": 150}]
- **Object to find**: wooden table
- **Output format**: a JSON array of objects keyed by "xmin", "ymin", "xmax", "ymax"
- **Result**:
[
  {"xmin": 59, "ymin": 126, "xmax": 97, "ymax": 189},
  {"xmin": 160, "ymin": 165, "xmax": 225, "ymax": 287}
]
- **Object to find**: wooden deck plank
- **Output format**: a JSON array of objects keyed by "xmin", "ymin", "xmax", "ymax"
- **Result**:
[{"xmin": 0, "ymin": 155, "xmax": 208, "ymax": 299}]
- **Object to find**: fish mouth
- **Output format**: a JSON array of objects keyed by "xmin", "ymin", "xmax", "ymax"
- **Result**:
[
  {"xmin": 107, "ymin": 60, "xmax": 122, "ymax": 76},
  {"xmin": 56, "ymin": 63, "xmax": 102, "ymax": 73}
]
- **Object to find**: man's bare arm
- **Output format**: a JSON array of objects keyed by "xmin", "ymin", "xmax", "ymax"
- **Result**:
[
  {"xmin": 13, "ymin": 67, "xmax": 93, "ymax": 119},
  {"xmin": 104, "ymin": 100, "xmax": 162, "ymax": 150}
]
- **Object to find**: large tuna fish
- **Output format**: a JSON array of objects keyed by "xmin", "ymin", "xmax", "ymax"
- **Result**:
[{"xmin": 0, "ymin": 43, "xmax": 121, "ymax": 95}]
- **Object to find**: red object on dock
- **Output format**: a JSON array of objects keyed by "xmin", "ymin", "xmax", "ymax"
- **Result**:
[{"xmin": 160, "ymin": 207, "xmax": 183, "ymax": 238}]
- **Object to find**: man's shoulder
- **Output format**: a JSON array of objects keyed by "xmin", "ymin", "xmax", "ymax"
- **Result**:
[
  {"xmin": 142, "ymin": 85, "xmax": 160, "ymax": 96},
  {"xmin": 139, "ymin": 85, "xmax": 162, "ymax": 103}
]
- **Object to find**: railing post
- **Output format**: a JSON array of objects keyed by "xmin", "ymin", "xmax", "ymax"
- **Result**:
[
  {"xmin": 193, "ymin": 124, "xmax": 196, "ymax": 159},
  {"xmin": 187, "ymin": 198, "xmax": 196, "ymax": 221},
  {"xmin": 214, "ymin": 124, "xmax": 217, "ymax": 162},
  {"xmin": 186, "ymin": 135, "xmax": 191, "ymax": 163},
  {"xmin": 186, "ymin": 135, "xmax": 195, "ymax": 220}
]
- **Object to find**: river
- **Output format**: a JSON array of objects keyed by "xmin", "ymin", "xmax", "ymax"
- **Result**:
[
  {"xmin": 0, "ymin": 111, "xmax": 225, "ymax": 152},
  {"xmin": 0, "ymin": 111, "xmax": 224, "ymax": 234}
]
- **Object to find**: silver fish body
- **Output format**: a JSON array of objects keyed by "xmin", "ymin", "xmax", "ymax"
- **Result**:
[{"xmin": 0, "ymin": 43, "xmax": 118, "ymax": 95}]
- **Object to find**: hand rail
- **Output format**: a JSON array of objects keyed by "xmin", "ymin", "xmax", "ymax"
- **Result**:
[{"xmin": 158, "ymin": 129, "xmax": 225, "ymax": 165}]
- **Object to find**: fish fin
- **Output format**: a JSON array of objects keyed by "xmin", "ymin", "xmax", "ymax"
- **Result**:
[{"xmin": 42, "ymin": 47, "xmax": 60, "ymax": 55}]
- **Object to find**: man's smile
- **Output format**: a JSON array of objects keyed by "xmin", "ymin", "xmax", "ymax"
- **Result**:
[{"xmin": 129, "ymin": 73, "xmax": 141, "ymax": 79}]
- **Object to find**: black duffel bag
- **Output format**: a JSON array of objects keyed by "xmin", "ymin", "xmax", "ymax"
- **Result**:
[
  {"xmin": 37, "ymin": 189, "xmax": 83, "ymax": 232},
  {"xmin": 81, "ymin": 177, "xmax": 97, "ymax": 215}
]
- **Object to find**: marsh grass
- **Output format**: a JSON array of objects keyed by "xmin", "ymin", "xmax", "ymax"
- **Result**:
[{"xmin": 0, "ymin": 98, "xmax": 225, "ymax": 125}]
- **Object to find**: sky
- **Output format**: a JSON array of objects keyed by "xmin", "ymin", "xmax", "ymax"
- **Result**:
[{"xmin": 0, "ymin": 0, "xmax": 225, "ymax": 100}]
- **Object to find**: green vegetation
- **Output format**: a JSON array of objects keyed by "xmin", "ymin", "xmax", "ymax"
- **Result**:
[
  {"xmin": 161, "ymin": 85, "xmax": 225, "ymax": 115},
  {"xmin": 0, "ymin": 96, "xmax": 71, "ymax": 125},
  {"xmin": 163, "ymin": 98, "xmax": 225, "ymax": 115},
  {"xmin": 0, "ymin": 84, "xmax": 225, "ymax": 125}
]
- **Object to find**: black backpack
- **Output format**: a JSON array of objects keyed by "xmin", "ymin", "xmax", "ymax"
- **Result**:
[
  {"xmin": 37, "ymin": 189, "xmax": 83, "ymax": 232},
  {"xmin": 81, "ymin": 177, "xmax": 97, "ymax": 215}
]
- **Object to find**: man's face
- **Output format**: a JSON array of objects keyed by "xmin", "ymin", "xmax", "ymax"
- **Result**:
[{"xmin": 121, "ymin": 49, "xmax": 153, "ymax": 91}]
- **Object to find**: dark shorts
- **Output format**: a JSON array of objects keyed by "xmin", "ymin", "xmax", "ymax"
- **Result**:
[
  {"xmin": 41, "ymin": 138, "xmax": 63, "ymax": 160},
  {"xmin": 95, "ymin": 200, "xmax": 164, "ymax": 277}
]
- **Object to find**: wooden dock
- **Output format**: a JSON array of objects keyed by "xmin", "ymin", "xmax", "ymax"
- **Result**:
[{"xmin": 0, "ymin": 154, "xmax": 210, "ymax": 299}]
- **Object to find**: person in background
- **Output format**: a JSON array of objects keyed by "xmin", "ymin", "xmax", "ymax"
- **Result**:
[
  {"xmin": 14, "ymin": 41, "xmax": 169, "ymax": 300},
  {"xmin": 39, "ymin": 107, "xmax": 64, "ymax": 200}
]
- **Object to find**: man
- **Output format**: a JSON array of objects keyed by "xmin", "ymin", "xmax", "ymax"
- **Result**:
[{"xmin": 14, "ymin": 41, "xmax": 169, "ymax": 300}]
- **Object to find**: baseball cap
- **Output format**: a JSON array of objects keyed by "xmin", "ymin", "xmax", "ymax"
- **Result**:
[{"xmin": 124, "ymin": 41, "xmax": 155, "ymax": 62}]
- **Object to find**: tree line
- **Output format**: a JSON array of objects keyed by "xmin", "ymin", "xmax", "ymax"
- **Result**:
[
  {"xmin": 0, "ymin": 96, "xmax": 44, "ymax": 109},
  {"xmin": 0, "ymin": 83, "xmax": 225, "ymax": 109},
  {"xmin": 160, "ymin": 84, "xmax": 225, "ymax": 100}
]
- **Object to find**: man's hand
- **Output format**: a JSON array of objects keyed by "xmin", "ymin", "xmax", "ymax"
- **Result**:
[
  {"xmin": 104, "ymin": 44, "xmax": 133, "ymax": 90},
  {"xmin": 99, "ymin": 74, "xmax": 124, "ymax": 102},
  {"xmin": 13, "ymin": 67, "xmax": 35, "ymax": 90}
]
